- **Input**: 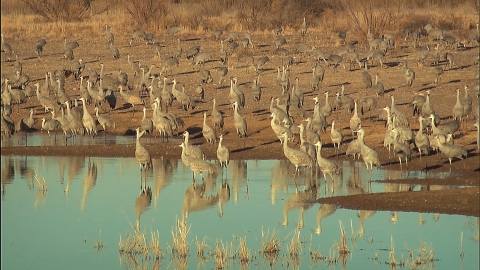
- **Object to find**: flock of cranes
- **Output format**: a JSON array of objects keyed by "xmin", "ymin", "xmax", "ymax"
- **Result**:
[{"xmin": 1, "ymin": 18, "xmax": 479, "ymax": 183}]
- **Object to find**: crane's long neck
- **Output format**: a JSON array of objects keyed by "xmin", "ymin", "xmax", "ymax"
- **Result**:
[
  {"xmin": 184, "ymin": 133, "xmax": 189, "ymax": 145},
  {"xmin": 419, "ymin": 118, "xmax": 424, "ymax": 134},
  {"xmin": 391, "ymin": 96, "xmax": 395, "ymax": 109},
  {"xmin": 203, "ymin": 113, "xmax": 207, "ymax": 124}
]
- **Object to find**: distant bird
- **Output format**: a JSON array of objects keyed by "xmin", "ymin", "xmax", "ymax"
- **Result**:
[
  {"xmin": 105, "ymin": 24, "xmax": 114, "ymax": 45},
  {"xmin": 361, "ymin": 62, "xmax": 372, "ymax": 88},
  {"xmin": 135, "ymin": 127, "xmax": 152, "ymax": 170},
  {"xmin": 251, "ymin": 75, "xmax": 261, "ymax": 103},
  {"xmin": 372, "ymin": 73, "xmax": 384, "ymax": 97},
  {"xmin": 402, "ymin": 62, "xmax": 415, "ymax": 87}
]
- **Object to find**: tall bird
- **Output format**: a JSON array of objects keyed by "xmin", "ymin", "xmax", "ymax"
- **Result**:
[
  {"xmin": 415, "ymin": 116, "xmax": 430, "ymax": 158},
  {"xmin": 94, "ymin": 107, "xmax": 115, "ymax": 133},
  {"xmin": 392, "ymin": 128, "xmax": 411, "ymax": 169},
  {"xmin": 232, "ymin": 101, "xmax": 247, "ymax": 138},
  {"xmin": 330, "ymin": 120, "xmax": 343, "ymax": 154},
  {"xmin": 314, "ymin": 141, "xmax": 340, "ymax": 182},
  {"xmin": 372, "ymin": 73, "xmax": 384, "ymax": 97},
  {"xmin": 390, "ymin": 95, "xmax": 409, "ymax": 127},
  {"xmin": 357, "ymin": 128, "xmax": 381, "ymax": 171},
  {"xmin": 452, "ymin": 88, "xmax": 464, "ymax": 123},
  {"xmin": 217, "ymin": 134, "xmax": 230, "ymax": 170},
  {"xmin": 435, "ymin": 136, "xmax": 467, "ymax": 165},
  {"xmin": 281, "ymin": 132, "xmax": 313, "ymax": 176},
  {"xmin": 300, "ymin": 17, "xmax": 307, "ymax": 37},
  {"xmin": 140, "ymin": 107, "xmax": 153, "ymax": 135},
  {"xmin": 402, "ymin": 62, "xmax": 415, "ymax": 87},
  {"xmin": 320, "ymin": 91, "xmax": 332, "ymax": 117},
  {"xmin": 179, "ymin": 142, "xmax": 217, "ymax": 181},
  {"xmin": 202, "ymin": 111, "xmax": 217, "ymax": 144},
  {"xmin": 182, "ymin": 131, "xmax": 205, "ymax": 160},
  {"xmin": 105, "ymin": 24, "xmax": 114, "ymax": 45},
  {"xmin": 349, "ymin": 100, "xmax": 362, "ymax": 137},
  {"xmin": 361, "ymin": 62, "xmax": 372, "ymax": 89},
  {"xmin": 210, "ymin": 98, "xmax": 224, "ymax": 131},
  {"xmin": 135, "ymin": 127, "xmax": 152, "ymax": 170},
  {"xmin": 79, "ymin": 97, "xmax": 97, "ymax": 137}
]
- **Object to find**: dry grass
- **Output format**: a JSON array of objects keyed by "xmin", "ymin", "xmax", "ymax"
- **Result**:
[
  {"xmin": 214, "ymin": 240, "xmax": 229, "ymax": 269},
  {"xmin": 170, "ymin": 219, "xmax": 190, "ymax": 258},
  {"xmin": 195, "ymin": 236, "xmax": 209, "ymax": 259},
  {"xmin": 1, "ymin": 1, "xmax": 477, "ymax": 41},
  {"xmin": 238, "ymin": 235, "xmax": 250, "ymax": 265},
  {"xmin": 335, "ymin": 220, "xmax": 349, "ymax": 255},
  {"xmin": 259, "ymin": 227, "xmax": 281, "ymax": 264}
]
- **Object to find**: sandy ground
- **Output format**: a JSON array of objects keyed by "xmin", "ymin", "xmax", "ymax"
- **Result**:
[{"xmin": 1, "ymin": 31, "xmax": 479, "ymax": 216}]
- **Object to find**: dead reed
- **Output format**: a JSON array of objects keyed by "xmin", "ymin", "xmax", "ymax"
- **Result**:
[
  {"xmin": 238, "ymin": 235, "xmax": 250, "ymax": 265},
  {"xmin": 335, "ymin": 220, "xmax": 349, "ymax": 255},
  {"xmin": 195, "ymin": 236, "xmax": 209, "ymax": 259},
  {"xmin": 170, "ymin": 219, "xmax": 190, "ymax": 258}
]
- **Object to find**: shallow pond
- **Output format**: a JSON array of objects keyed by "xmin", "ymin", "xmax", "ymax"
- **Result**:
[{"xmin": 1, "ymin": 156, "xmax": 478, "ymax": 269}]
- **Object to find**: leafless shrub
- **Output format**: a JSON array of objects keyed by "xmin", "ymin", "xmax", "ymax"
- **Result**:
[
  {"xmin": 21, "ymin": 0, "xmax": 106, "ymax": 22},
  {"xmin": 123, "ymin": 0, "xmax": 168, "ymax": 28},
  {"xmin": 342, "ymin": 0, "xmax": 406, "ymax": 41}
]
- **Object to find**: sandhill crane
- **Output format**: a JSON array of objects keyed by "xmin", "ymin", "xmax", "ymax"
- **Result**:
[
  {"xmin": 140, "ymin": 107, "xmax": 153, "ymax": 135},
  {"xmin": 119, "ymin": 86, "xmax": 144, "ymax": 116},
  {"xmin": 415, "ymin": 116, "xmax": 430, "ymax": 158},
  {"xmin": 135, "ymin": 127, "xmax": 152, "ymax": 170},
  {"xmin": 182, "ymin": 131, "xmax": 205, "ymax": 160},
  {"xmin": 357, "ymin": 128, "xmax": 381, "ymax": 171},
  {"xmin": 79, "ymin": 97, "xmax": 97, "ymax": 137},
  {"xmin": 41, "ymin": 116, "xmax": 60, "ymax": 138},
  {"xmin": 94, "ymin": 107, "xmax": 115, "ymax": 133},
  {"xmin": 314, "ymin": 141, "xmax": 340, "ymax": 182},
  {"xmin": 392, "ymin": 128, "xmax": 411, "ymax": 169},
  {"xmin": 349, "ymin": 101, "xmax": 362, "ymax": 137},
  {"xmin": 211, "ymin": 98, "xmax": 224, "ymax": 130},
  {"xmin": 281, "ymin": 132, "xmax": 313, "ymax": 176},
  {"xmin": 217, "ymin": 134, "xmax": 230, "ymax": 170},
  {"xmin": 330, "ymin": 120, "xmax": 343, "ymax": 154},
  {"xmin": 202, "ymin": 111, "xmax": 217, "ymax": 144},
  {"xmin": 435, "ymin": 135, "xmax": 467, "ymax": 165},
  {"xmin": 105, "ymin": 24, "xmax": 114, "ymax": 45},
  {"xmin": 179, "ymin": 142, "xmax": 217, "ymax": 182},
  {"xmin": 232, "ymin": 101, "xmax": 247, "ymax": 138}
]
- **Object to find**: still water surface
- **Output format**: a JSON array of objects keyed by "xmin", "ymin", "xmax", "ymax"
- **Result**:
[{"xmin": 1, "ymin": 156, "xmax": 478, "ymax": 269}]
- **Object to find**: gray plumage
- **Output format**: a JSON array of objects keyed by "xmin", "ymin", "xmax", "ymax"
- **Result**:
[
  {"xmin": 179, "ymin": 142, "xmax": 217, "ymax": 180},
  {"xmin": 346, "ymin": 138, "xmax": 361, "ymax": 159},
  {"xmin": 64, "ymin": 38, "xmax": 79, "ymax": 50},
  {"xmin": 198, "ymin": 69, "xmax": 213, "ymax": 84},
  {"xmin": 327, "ymin": 54, "xmax": 344, "ymax": 72},
  {"xmin": 415, "ymin": 116, "xmax": 430, "ymax": 158},
  {"xmin": 433, "ymin": 66, "xmax": 443, "ymax": 84},
  {"xmin": 216, "ymin": 66, "xmax": 228, "ymax": 86},
  {"xmin": 34, "ymin": 83, "xmax": 56, "ymax": 113},
  {"xmin": 314, "ymin": 141, "xmax": 340, "ymax": 181},
  {"xmin": 253, "ymin": 56, "xmax": 270, "ymax": 72},
  {"xmin": 211, "ymin": 98, "xmax": 224, "ymax": 130},
  {"xmin": 320, "ymin": 91, "xmax": 332, "ymax": 117},
  {"xmin": 452, "ymin": 88, "xmax": 464, "ymax": 122},
  {"xmin": 79, "ymin": 97, "xmax": 97, "ymax": 137},
  {"xmin": 217, "ymin": 134, "xmax": 230, "ymax": 168},
  {"xmin": 330, "ymin": 120, "xmax": 343, "ymax": 149},
  {"xmin": 349, "ymin": 100, "xmax": 362, "ymax": 136},
  {"xmin": 340, "ymin": 85, "xmax": 354, "ymax": 113},
  {"xmin": 135, "ymin": 127, "xmax": 152, "ymax": 170},
  {"xmin": 402, "ymin": 62, "xmax": 415, "ymax": 87},
  {"xmin": 412, "ymin": 94, "xmax": 426, "ymax": 116},
  {"xmin": 360, "ymin": 96, "xmax": 377, "ymax": 116},
  {"xmin": 130, "ymin": 30, "xmax": 146, "ymax": 46},
  {"xmin": 435, "ymin": 136, "xmax": 467, "ymax": 165},
  {"xmin": 94, "ymin": 106, "xmax": 115, "ymax": 132},
  {"xmin": 298, "ymin": 123, "xmax": 316, "ymax": 161},
  {"xmin": 271, "ymin": 113, "xmax": 293, "ymax": 143},
  {"xmin": 357, "ymin": 128, "xmax": 381, "ymax": 170},
  {"xmin": 119, "ymin": 85, "xmax": 144, "ymax": 116},
  {"xmin": 41, "ymin": 116, "xmax": 60, "ymax": 137},
  {"xmin": 232, "ymin": 101, "xmax": 247, "ymax": 138},
  {"xmin": 159, "ymin": 57, "xmax": 179, "ymax": 76},
  {"xmin": 392, "ymin": 128, "xmax": 412, "ymax": 168},
  {"xmin": 141, "ymin": 107, "xmax": 153, "ymax": 134},
  {"xmin": 441, "ymin": 119, "xmax": 460, "ymax": 135},
  {"xmin": 15, "ymin": 108, "xmax": 35, "ymax": 133},
  {"xmin": 202, "ymin": 111, "xmax": 217, "ymax": 144},
  {"xmin": 421, "ymin": 90, "xmax": 435, "ymax": 117},
  {"xmin": 311, "ymin": 97, "xmax": 327, "ymax": 134},
  {"xmin": 274, "ymin": 35, "xmax": 287, "ymax": 49},
  {"xmin": 182, "ymin": 131, "xmax": 205, "ymax": 160},
  {"xmin": 390, "ymin": 95, "xmax": 409, "ymax": 127},
  {"xmin": 281, "ymin": 132, "xmax": 313, "ymax": 175},
  {"xmin": 105, "ymin": 24, "xmax": 114, "ymax": 45},
  {"xmin": 372, "ymin": 73, "xmax": 384, "ymax": 96}
]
